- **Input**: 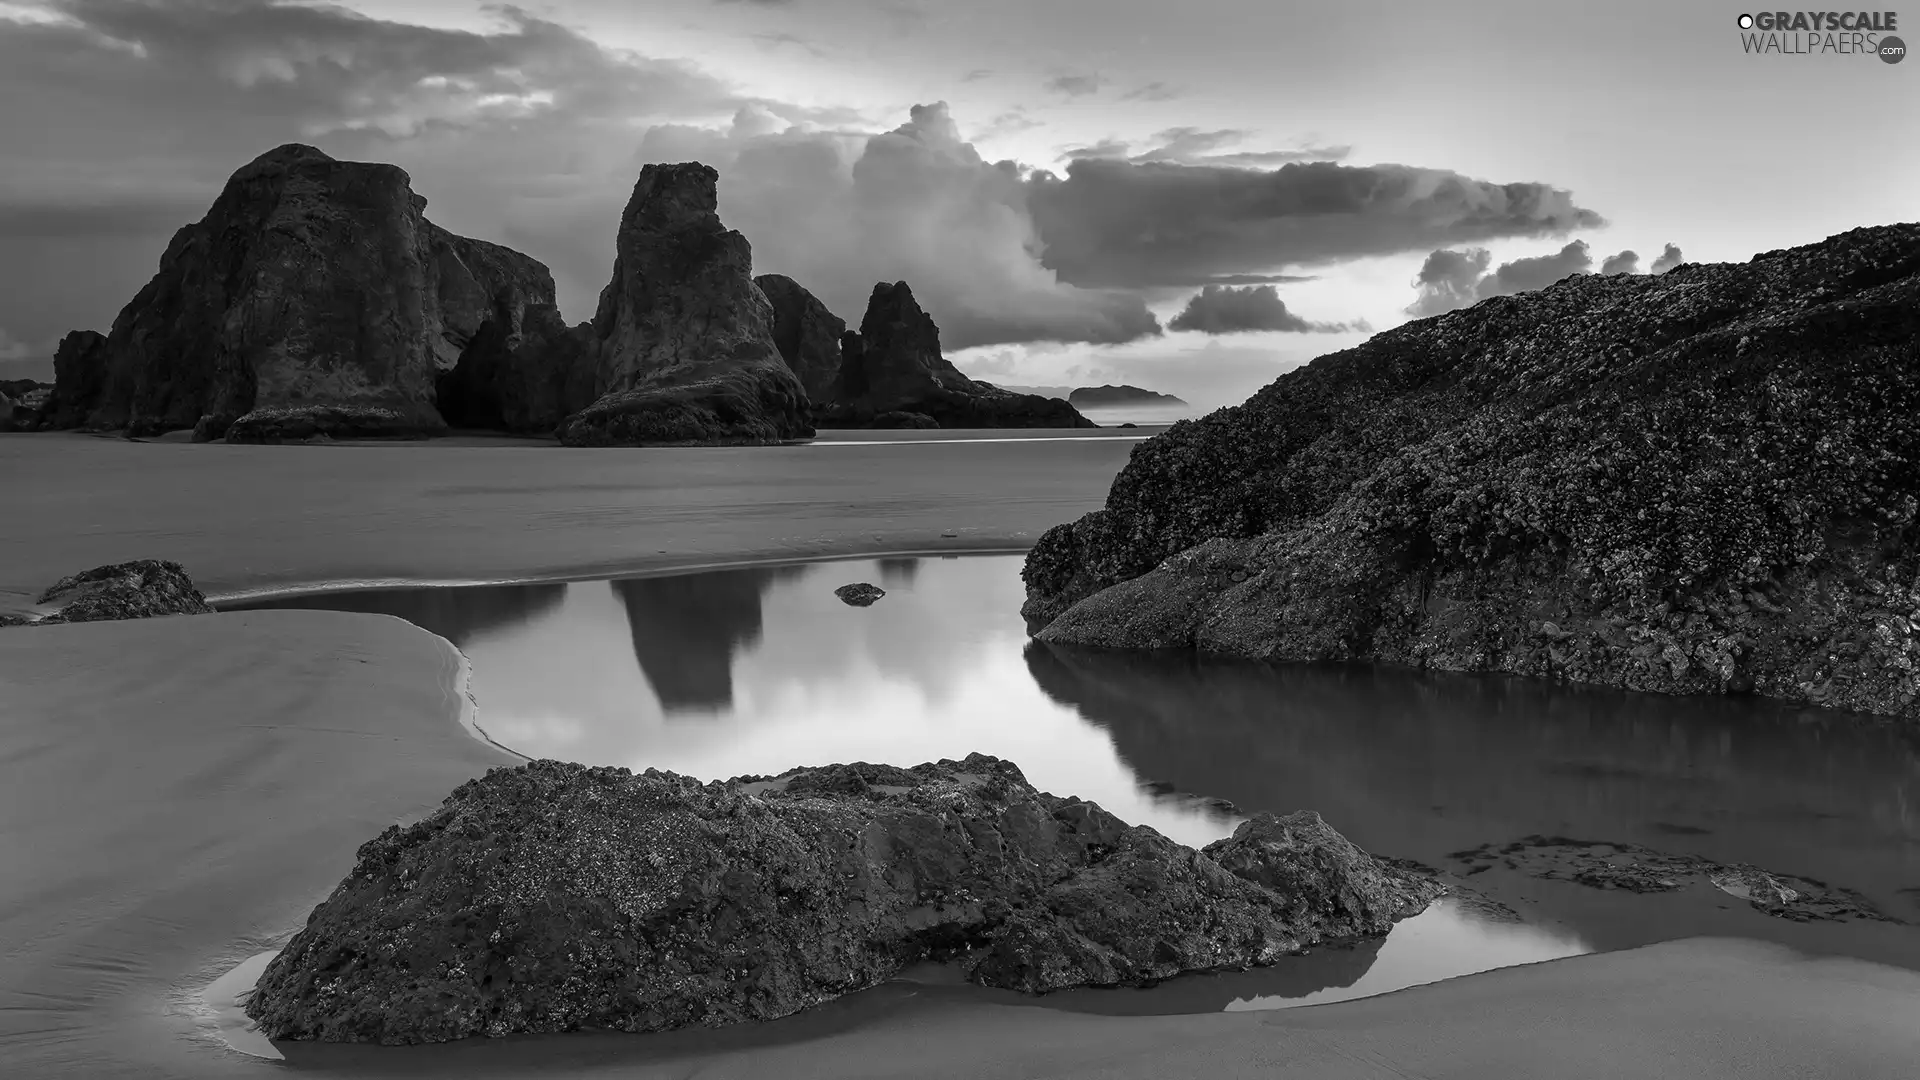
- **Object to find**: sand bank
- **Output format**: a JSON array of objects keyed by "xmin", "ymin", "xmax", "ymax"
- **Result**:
[
  {"xmin": 0, "ymin": 609, "xmax": 517, "ymax": 1078},
  {"xmin": 0, "ymin": 431, "xmax": 1137, "ymax": 612}
]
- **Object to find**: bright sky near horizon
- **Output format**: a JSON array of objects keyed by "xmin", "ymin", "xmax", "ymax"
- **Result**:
[{"xmin": 0, "ymin": 0, "xmax": 1913, "ymax": 406}]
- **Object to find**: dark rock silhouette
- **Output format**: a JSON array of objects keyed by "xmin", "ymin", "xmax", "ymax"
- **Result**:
[
  {"xmin": 612, "ymin": 567, "xmax": 800, "ymax": 712},
  {"xmin": 435, "ymin": 304, "xmax": 597, "ymax": 434},
  {"xmin": 244, "ymin": 753, "xmax": 1441, "ymax": 1044},
  {"xmin": 39, "ymin": 330, "xmax": 107, "ymax": 430},
  {"xmin": 756, "ymin": 273, "xmax": 846, "ymax": 401},
  {"xmin": 28, "ymin": 560, "xmax": 215, "ymax": 624},
  {"xmin": 1069, "ymin": 384, "xmax": 1189, "ymax": 409},
  {"xmin": 834, "ymin": 582, "xmax": 886, "ymax": 606},
  {"xmin": 39, "ymin": 144, "xmax": 554, "ymax": 441},
  {"xmin": 1024, "ymin": 223, "xmax": 1920, "ymax": 721},
  {"xmin": 816, "ymin": 282, "xmax": 1096, "ymax": 429},
  {"xmin": 554, "ymin": 164, "xmax": 813, "ymax": 446}
]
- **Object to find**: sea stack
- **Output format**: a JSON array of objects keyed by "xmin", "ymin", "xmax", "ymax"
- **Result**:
[
  {"xmin": 818, "ymin": 281, "xmax": 1095, "ymax": 429},
  {"xmin": 756, "ymin": 273, "xmax": 847, "ymax": 402},
  {"xmin": 40, "ymin": 144, "xmax": 555, "ymax": 441},
  {"xmin": 1022, "ymin": 223, "xmax": 1920, "ymax": 722},
  {"xmin": 553, "ymin": 163, "xmax": 812, "ymax": 446}
]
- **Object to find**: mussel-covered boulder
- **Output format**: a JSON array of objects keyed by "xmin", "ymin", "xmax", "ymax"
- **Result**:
[
  {"xmin": 245, "ymin": 754, "xmax": 1440, "ymax": 1044},
  {"xmin": 32, "ymin": 559, "xmax": 215, "ymax": 624}
]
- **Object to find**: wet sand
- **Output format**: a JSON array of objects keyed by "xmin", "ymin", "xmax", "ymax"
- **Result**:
[
  {"xmin": 0, "ymin": 430, "xmax": 1139, "ymax": 611},
  {"xmin": 4, "ymin": 430, "xmax": 1920, "ymax": 1078}
]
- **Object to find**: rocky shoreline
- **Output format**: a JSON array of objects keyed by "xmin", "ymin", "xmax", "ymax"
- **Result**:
[{"xmin": 1022, "ymin": 224, "xmax": 1920, "ymax": 722}]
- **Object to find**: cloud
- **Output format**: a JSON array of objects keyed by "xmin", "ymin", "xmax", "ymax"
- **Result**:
[
  {"xmin": 1062, "ymin": 129, "xmax": 1350, "ymax": 168},
  {"xmin": 1405, "ymin": 241, "xmax": 1592, "ymax": 317},
  {"xmin": 1045, "ymin": 73, "xmax": 1102, "ymax": 97},
  {"xmin": 1120, "ymin": 81, "xmax": 1180, "ymax": 101},
  {"xmin": 632, "ymin": 102, "xmax": 1163, "ymax": 350},
  {"xmin": 1168, "ymin": 285, "xmax": 1366, "ymax": 334},
  {"xmin": 1600, "ymin": 249, "xmax": 1639, "ymax": 274},
  {"xmin": 1025, "ymin": 158, "xmax": 1605, "ymax": 289},
  {"xmin": 1650, "ymin": 242, "xmax": 1685, "ymax": 273}
]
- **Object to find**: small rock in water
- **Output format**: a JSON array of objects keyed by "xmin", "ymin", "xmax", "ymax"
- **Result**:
[{"xmin": 835, "ymin": 582, "xmax": 886, "ymax": 606}]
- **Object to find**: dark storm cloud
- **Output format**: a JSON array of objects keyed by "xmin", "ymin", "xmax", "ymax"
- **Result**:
[
  {"xmin": 1026, "ymin": 157, "xmax": 1606, "ymax": 289},
  {"xmin": 1168, "ymin": 285, "xmax": 1367, "ymax": 334},
  {"xmin": 1045, "ymin": 73, "xmax": 1103, "ymax": 97},
  {"xmin": 1600, "ymin": 249, "xmax": 1640, "ymax": 274},
  {"xmin": 1405, "ymin": 241, "xmax": 1591, "ymax": 316},
  {"xmin": 1651, "ymin": 242, "xmax": 1685, "ymax": 273}
]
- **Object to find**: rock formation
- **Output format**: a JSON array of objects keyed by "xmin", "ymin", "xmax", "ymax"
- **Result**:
[
  {"xmin": 1023, "ymin": 223, "xmax": 1920, "ymax": 721},
  {"xmin": 434, "ymin": 304, "xmax": 597, "ymax": 434},
  {"xmin": 834, "ymin": 582, "xmax": 886, "ymax": 606},
  {"xmin": 39, "ymin": 330, "xmax": 107, "ymax": 430},
  {"xmin": 245, "ymin": 754, "xmax": 1440, "ymax": 1044},
  {"xmin": 39, "ymin": 144, "xmax": 554, "ymax": 441},
  {"xmin": 29, "ymin": 560, "xmax": 215, "ymax": 624},
  {"xmin": 817, "ymin": 282, "xmax": 1096, "ymax": 429},
  {"xmin": 1069, "ymin": 384, "xmax": 1189, "ymax": 409},
  {"xmin": 756, "ymin": 273, "xmax": 847, "ymax": 401},
  {"xmin": 552, "ymin": 163, "xmax": 812, "ymax": 446}
]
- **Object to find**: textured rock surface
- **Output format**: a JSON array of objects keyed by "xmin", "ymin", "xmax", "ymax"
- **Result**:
[
  {"xmin": 30, "ymin": 560, "xmax": 215, "ymax": 624},
  {"xmin": 435, "ymin": 304, "xmax": 598, "ymax": 434},
  {"xmin": 1024, "ymin": 224, "xmax": 1920, "ymax": 721},
  {"xmin": 555, "ymin": 163, "xmax": 812, "ymax": 447},
  {"xmin": 834, "ymin": 582, "xmax": 886, "ymax": 606},
  {"xmin": 1069, "ymin": 385, "xmax": 1189, "ymax": 409},
  {"xmin": 245, "ymin": 754, "xmax": 1439, "ymax": 1044},
  {"xmin": 40, "ymin": 330, "xmax": 108, "ymax": 430},
  {"xmin": 756, "ymin": 273, "xmax": 846, "ymax": 401},
  {"xmin": 818, "ymin": 282, "xmax": 1096, "ymax": 429},
  {"xmin": 38, "ymin": 144, "xmax": 553, "ymax": 441}
]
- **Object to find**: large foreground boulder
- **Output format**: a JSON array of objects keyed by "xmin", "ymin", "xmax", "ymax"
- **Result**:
[
  {"xmin": 31, "ymin": 560, "xmax": 215, "ymax": 624},
  {"xmin": 40, "ymin": 144, "xmax": 554, "ymax": 441},
  {"xmin": 245, "ymin": 754, "xmax": 1439, "ymax": 1044},
  {"xmin": 1023, "ymin": 223, "xmax": 1920, "ymax": 720},
  {"xmin": 552, "ymin": 163, "xmax": 812, "ymax": 446},
  {"xmin": 818, "ymin": 282, "xmax": 1096, "ymax": 429}
]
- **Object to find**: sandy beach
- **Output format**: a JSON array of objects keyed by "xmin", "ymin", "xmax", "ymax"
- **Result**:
[{"xmin": 4, "ymin": 432, "xmax": 1920, "ymax": 1078}]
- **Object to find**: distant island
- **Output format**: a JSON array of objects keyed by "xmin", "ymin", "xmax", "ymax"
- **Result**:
[
  {"xmin": 1068, "ymin": 385, "xmax": 1190, "ymax": 409},
  {"xmin": 991, "ymin": 384, "xmax": 1189, "ymax": 409}
]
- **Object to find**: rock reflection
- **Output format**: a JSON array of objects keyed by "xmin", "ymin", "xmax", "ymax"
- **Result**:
[
  {"xmin": 230, "ymin": 582, "xmax": 565, "ymax": 647},
  {"xmin": 611, "ymin": 566, "xmax": 807, "ymax": 714},
  {"xmin": 1023, "ymin": 640, "xmax": 1920, "ymax": 915}
]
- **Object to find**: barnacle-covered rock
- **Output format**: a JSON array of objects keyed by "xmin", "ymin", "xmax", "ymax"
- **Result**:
[
  {"xmin": 1024, "ymin": 223, "xmax": 1920, "ymax": 721},
  {"xmin": 244, "ymin": 754, "xmax": 1439, "ymax": 1044}
]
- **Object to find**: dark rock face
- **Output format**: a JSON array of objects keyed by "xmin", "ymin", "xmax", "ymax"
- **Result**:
[
  {"xmin": 244, "ymin": 754, "xmax": 1439, "ymax": 1044},
  {"xmin": 1024, "ymin": 224, "xmax": 1920, "ymax": 722},
  {"xmin": 39, "ymin": 144, "xmax": 553, "ymax": 441},
  {"xmin": 1069, "ymin": 385, "xmax": 1189, "ymax": 409},
  {"xmin": 41, "ymin": 330, "xmax": 108, "ymax": 429},
  {"xmin": 435, "ymin": 304, "xmax": 598, "ymax": 434},
  {"xmin": 755, "ymin": 274, "xmax": 846, "ymax": 401},
  {"xmin": 834, "ymin": 582, "xmax": 886, "ymax": 606},
  {"xmin": 32, "ymin": 560, "xmax": 215, "ymax": 624},
  {"xmin": 817, "ymin": 282, "xmax": 1096, "ymax": 429},
  {"xmin": 554, "ymin": 163, "xmax": 812, "ymax": 447}
]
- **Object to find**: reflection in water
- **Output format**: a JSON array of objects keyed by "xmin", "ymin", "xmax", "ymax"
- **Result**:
[
  {"xmin": 234, "ymin": 582, "xmax": 565, "ymax": 648},
  {"xmin": 245, "ymin": 555, "xmax": 1920, "ymax": 1009},
  {"xmin": 612, "ymin": 567, "xmax": 804, "ymax": 714},
  {"xmin": 1023, "ymin": 640, "xmax": 1920, "ymax": 923}
]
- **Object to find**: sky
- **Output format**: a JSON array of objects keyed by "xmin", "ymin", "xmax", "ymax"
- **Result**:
[{"xmin": 0, "ymin": 0, "xmax": 1913, "ymax": 406}]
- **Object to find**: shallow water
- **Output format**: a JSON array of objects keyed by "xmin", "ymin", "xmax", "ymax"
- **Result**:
[{"xmin": 238, "ymin": 553, "xmax": 1920, "ymax": 1008}]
